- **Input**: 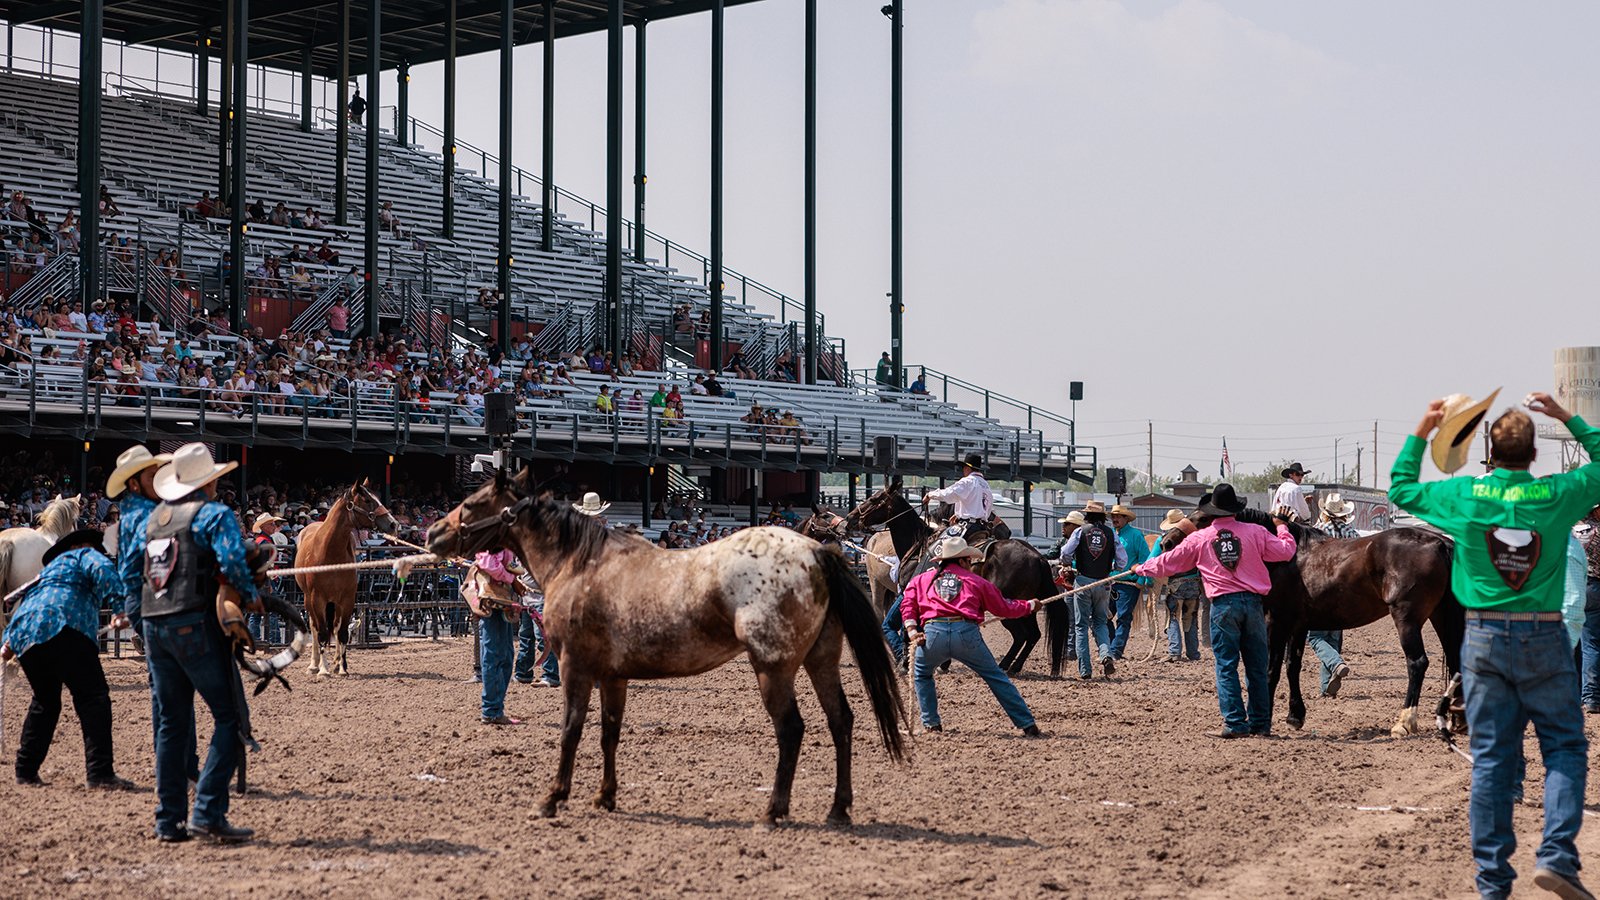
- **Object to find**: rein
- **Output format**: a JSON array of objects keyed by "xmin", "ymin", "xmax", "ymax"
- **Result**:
[{"xmin": 460, "ymin": 495, "xmax": 534, "ymax": 535}]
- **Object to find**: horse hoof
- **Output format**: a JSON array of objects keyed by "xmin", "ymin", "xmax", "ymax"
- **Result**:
[
  {"xmin": 825, "ymin": 810, "xmax": 852, "ymax": 828},
  {"xmin": 592, "ymin": 794, "xmax": 616, "ymax": 812},
  {"xmin": 1286, "ymin": 717, "xmax": 1304, "ymax": 731},
  {"xmin": 537, "ymin": 804, "xmax": 557, "ymax": 818}
]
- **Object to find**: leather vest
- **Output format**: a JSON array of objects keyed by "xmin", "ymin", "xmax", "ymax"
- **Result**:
[
  {"xmin": 1074, "ymin": 522, "xmax": 1117, "ymax": 580},
  {"xmin": 142, "ymin": 500, "xmax": 219, "ymax": 618}
]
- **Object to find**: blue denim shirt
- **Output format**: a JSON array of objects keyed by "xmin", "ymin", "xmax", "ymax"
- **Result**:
[
  {"xmin": 117, "ymin": 493, "xmax": 157, "ymax": 620},
  {"xmin": 3, "ymin": 548, "xmax": 121, "ymax": 657}
]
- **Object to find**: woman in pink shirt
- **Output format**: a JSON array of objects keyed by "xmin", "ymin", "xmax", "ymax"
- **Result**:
[
  {"xmin": 1137, "ymin": 484, "xmax": 1297, "ymax": 738},
  {"xmin": 902, "ymin": 536, "xmax": 1043, "ymax": 736}
]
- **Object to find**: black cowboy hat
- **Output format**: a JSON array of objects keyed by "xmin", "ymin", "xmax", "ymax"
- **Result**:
[
  {"xmin": 963, "ymin": 452, "xmax": 985, "ymax": 472},
  {"xmin": 1197, "ymin": 484, "xmax": 1248, "ymax": 518},
  {"xmin": 1280, "ymin": 462, "xmax": 1307, "ymax": 478},
  {"xmin": 42, "ymin": 528, "xmax": 107, "ymax": 565}
]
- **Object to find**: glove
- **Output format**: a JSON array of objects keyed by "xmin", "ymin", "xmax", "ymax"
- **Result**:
[{"xmin": 906, "ymin": 629, "xmax": 926, "ymax": 649}]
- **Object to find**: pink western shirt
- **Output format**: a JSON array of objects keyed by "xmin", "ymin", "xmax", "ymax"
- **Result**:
[
  {"xmin": 902, "ymin": 562, "xmax": 1032, "ymax": 626},
  {"xmin": 1134, "ymin": 516, "xmax": 1297, "ymax": 599},
  {"xmin": 474, "ymin": 549, "xmax": 519, "ymax": 584}
]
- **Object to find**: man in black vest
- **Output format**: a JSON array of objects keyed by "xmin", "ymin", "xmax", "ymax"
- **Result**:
[
  {"xmin": 143, "ymin": 443, "xmax": 264, "ymax": 844},
  {"xmin": 1057, "ymin": 500, "xmax": 1127, "ymax": 679}
]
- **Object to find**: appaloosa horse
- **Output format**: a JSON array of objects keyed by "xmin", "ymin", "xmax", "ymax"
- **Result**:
[
  {"xmin": 294, "ymin": 482, "xmax": 396, "ymax": 677},
  {"xmin": 845, "ymin": 480, "xmax": 1055, "ymax": 675},
  {"xmin": 427, "ymin": 467, "xmax": 906, "ymax": 827},
  {"xmin": 1157, "ymin": 507, "xmax": 1463, "ymax": 735}
]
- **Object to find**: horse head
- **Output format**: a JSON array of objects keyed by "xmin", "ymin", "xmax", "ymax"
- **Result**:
[
  {"xmin": 843, "ymin": 477, "xmax": 906, "ymax": 532},
  {"xmin": 347, "ymin": 480, "xmax": 398, "ymax": 536},
  {"xmin": 800, "ymin": 505, "xmax": 848, "ymax": 542},
  {"xmin": 427, "ymin": 465, "xmax": 530, "ymax": 561}
]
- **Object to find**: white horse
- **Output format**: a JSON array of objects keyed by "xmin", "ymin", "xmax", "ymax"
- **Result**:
[{"xmin": 0, "ymin": 496, "xmax": 81, "ymax": 602}]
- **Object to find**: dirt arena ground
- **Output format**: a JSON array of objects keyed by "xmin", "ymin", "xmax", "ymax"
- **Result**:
[{"xmin": 1, "ymin": 619, "xmax": 1595, "ymax": 900}]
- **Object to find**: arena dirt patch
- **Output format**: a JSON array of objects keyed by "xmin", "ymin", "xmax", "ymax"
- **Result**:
[{"xmin": 0, "ymin": 623, "xmax": 1594, "ymax": 899}]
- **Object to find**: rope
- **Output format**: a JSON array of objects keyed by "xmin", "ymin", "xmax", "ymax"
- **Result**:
[
  {"xmin": 838, "ymin": 539, "xmax": 896, "ymax": 565},
  {"xmin": 978, "ymin": 569, "xmax": 1139, "ymax": 628},
  {"xmin": 265, "ymin": 552, "xmax": 441, "ymax": 579}
]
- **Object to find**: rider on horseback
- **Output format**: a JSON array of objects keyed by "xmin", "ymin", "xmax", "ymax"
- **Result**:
[{"xmin": 921, "ymin": 452, "xmax": 999, "ymax": 546}]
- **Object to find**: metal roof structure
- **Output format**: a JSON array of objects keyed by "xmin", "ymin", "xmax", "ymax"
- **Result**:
[{"xmin": 0, "ymin": 0, "xmax": 766, "ymax": 76}]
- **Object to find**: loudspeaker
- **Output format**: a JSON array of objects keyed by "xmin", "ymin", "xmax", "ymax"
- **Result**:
[
  {"xmin": 1069, "ymin": 381, "xmax": 1084, "ymax": 401},
  {"xmin": 1106, "ymin": 467, "xmax": 1127, "ymax": 495},
  {"xmin": 873, "ymin": 435, "xmax": 897, "ymax": 470},
  {"xmin": 484, "ymin": 392, "xmax": 517, "ymax": 435}
]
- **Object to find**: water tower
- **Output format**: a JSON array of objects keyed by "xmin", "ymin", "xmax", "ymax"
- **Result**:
[{"xmin": 1552, "ymin": 347, "xmax": 1600, "ymax": 469}]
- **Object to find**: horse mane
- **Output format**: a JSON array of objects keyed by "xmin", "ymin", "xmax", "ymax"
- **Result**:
[
  {"xmin": 36, "ymin": 496, "xmax": 78, "ymax": 537},
  {"xmin": 523, "ymin": 491, "xmax": 621, "ymax": 569},
  {"xmin": 1231, "ymin": 506, "xmax": 1319, "ymax": 548}
]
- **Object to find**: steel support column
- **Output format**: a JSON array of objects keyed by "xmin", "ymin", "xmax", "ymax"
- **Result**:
[
  {"xmin": 496, "ymin": 0, "xmax": 513, "ymax": 345},
  {"xmin": 217, "ymin": 1, "xmax": 231, "ymax": 202},
  {"xmin": 633, "ymin": 18, "xmax": 646, "ymax": 263},
  {"xmin": 888, "ymin": 0, "xmax": 903, "ymax": 388},
  {"xmin": 228, "ymin": 0, "xmax": 248, "ymax": 333},
  {"xmin": 363, "ymin": 0, "xmax": 381, "ymax": 338},
  {"xmin": 541, "ymin": 0, "xmax": 554, "ymax": 253},
  {"xmin": 604, "ymin": 0, "xmax": 623, "ymax": 360},
  {"xmin": 300, "ymin": 46, "xmax": 312, "ymax": 131},
  {"xmin": 335, "ymin": 0, "xmax": 349, "ymax": 226},
  {"xmin": 196, "ymin": 26, "xmax": 209, "ymax": 117},
  {"xmin": 708, "ymin": 0, "xmax": 724, "ymax": 372},
  {"xmin": 1022, "ymin": 480, "xmax": 1031, "ymax": 537},
  {"xmin": 396, "ymin": 59, "xmax": 408, "ymax": 147},
  {"xmin": 78, "ymin": 0, "xmax": 102, "ymax": 315},
  {"xmin": 442, "ymin": 0, "xmax": 455, "ymax": 238},
  {"xmin": 803, "ymin": 0, "xmax": 817, "ymax": 384}
]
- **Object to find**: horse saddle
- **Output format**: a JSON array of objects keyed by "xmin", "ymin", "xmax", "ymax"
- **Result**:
[{"xmin": 462, "ymin": 567, "xmax": 521, "ymax": 619}]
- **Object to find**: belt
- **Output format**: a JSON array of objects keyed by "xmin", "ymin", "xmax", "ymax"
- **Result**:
[
  {"xmin": 924, "ymin": 616, "xmax": 979, "ymax": 625},
  {"xmin": 1465, "ymin": 610, "xmax": 1564, "ymax": 623}
]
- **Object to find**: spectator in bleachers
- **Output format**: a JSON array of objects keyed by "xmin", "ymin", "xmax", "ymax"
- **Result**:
[
  {"xmin": 7, "ymin": 235, "xmax": 31, "ymax": 276},
  {"xmin": 774, "ymin": 349, "xmax": 798, "ymax": 383},
  {"xmin": 727, "ymin": 348, "xmax": 754, "ymax": 380},
  {"xmin": 288, "ymin": 209, "xmax": 306, "ymax": 229},
  {"xmin": 649, "ymin": 384, "xmax": 667, "ymax": 409},
  {"xmin": 780, "ymin": 410, "xmax": 810, "ymax": 446},
  {"xmin": 741, "ymin": 404, "xmax": 764, "ymax": 436},
  {"xmin": 247, "ymin": 198, "xmax": 268, "ymax": 224},
  {"xmin": 66, "ymin": 301, "xmax": 86, "ymax": 333},
  {"xmin": 55, "ymin": 210, "xmax": 78, "ymax": 252},
  {"xmin": 195, "ymin": 191, "xmax": 223, "ymax": 219},
  {"xmin": 704, "ymin": 373, "xmax": 726, "ymax": 399},
  {"xmin": 327, "ymin": 295, "xmax": 350, "ymax": 340},
  {"xmin": 85, "ymin": 301, "xmax": 106, "ymax": 334},
  {"xmin": 269, "ymin": 203, "xmax": 291, "ymax": 228},
  {"xmin": 5, "ymin": 191, "xmax": 27, "ymax": 222},
  {"xmin": 348, "ymin": 87, "xmax": 367, "ymax": 126},
  {"xmin": 672, "ymin": 305, "xmax": 692, "ymax": 334},
  {"xmin": 690, "ymin": 375, "xmax": 708, "ymax": 396},
  {"xmin": 595, "ymin": 385, "xmax": 614, "ymax": 415},
  {"xmin": 379, "ymin": 202, "xmax": 407, "ymax": 239},
  {"xmin": 23, "ymin": 233, "xmax": 47, "ymax": 272},
  {"xmin": 307, "ymin": 209, "xmax": 328, "ymax": 231},
  {"xmin": 876, "ymin": 351, "xmax": 893, "ymax": 386},
  {"xmin": 290, "ymin": 265, "xmax": 314, "ymax": 301},
  {"xmin": 138, "ymin": 350, "xmax": 159, "ymax": 383},
  {"xmin": 98, "ymin": 185, "xmax": 121, "ymax": 221},
  {"xmin": 315, "ymin": 239, "xmax": 340, "ymax": 268},
  {"xmin": 910, "ymin": 369, "xmax": 930, "ymax": 395}
]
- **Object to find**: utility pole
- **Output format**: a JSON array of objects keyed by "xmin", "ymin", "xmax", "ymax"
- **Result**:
[
  {"xmin": 1373, "ymin": 420, "xmax": 1378, "ymax": 488},
  {"xmin": 1147, "ymin": 421, "xmax": 1154, "ymax": 494},
  {"xmin": 1355, "ymin": 445, "xmax": 1362, "ymax": 488}
]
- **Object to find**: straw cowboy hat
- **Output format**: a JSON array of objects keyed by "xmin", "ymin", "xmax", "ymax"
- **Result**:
[
  {"xmin": 573, "ymin": 492, "xmax": 612, "ymax": 516},
  {"xmin": 1197, "ymin": 483, "xmax": 1248, "ymax": 518},
  {"xmin": 1057, "ymin": 510, "xmax": 1086, "ymax": 526},
  {"xmin": 1082, "ymin": 499, "xmax": 1107, "ymax": 515},
  {"xmin": 252, "ymin": 513, "xmax": 286, "ymax": 533},
  {"xmin": 931, "ymin": 534, "xmax": 983, "ymax": 562},
  {"xmin": 1432, "ymin": 388, "xmax": 1502, "ymax": 475},
  {"xmin": 1321, "ymin": 493, "xmax": 1356, "ymax": 520},
  {"xmin": 1158, "ymin": 509, "xmax": 1196, "ymax": 536},
  {"xmin": 1109, "ymin": 504, "xmax": 1135, "ymax": 520},
  {"xmin": 153, "ymin": 443, "xmax": 238, "ymax": 502},
  {"xmin": 106, "ymin": 445, "xmax": 172, "ymax": 499}
]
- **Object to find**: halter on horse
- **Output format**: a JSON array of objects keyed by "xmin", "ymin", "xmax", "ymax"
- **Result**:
[{"xmin": 295, "ymin": 482, "xmax": 397, "ymax": 677}]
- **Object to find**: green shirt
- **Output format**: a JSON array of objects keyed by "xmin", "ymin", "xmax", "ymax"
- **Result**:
[{"xmin": 1389, "ymin": 415, "xmax": 1600, "ymax": 611}]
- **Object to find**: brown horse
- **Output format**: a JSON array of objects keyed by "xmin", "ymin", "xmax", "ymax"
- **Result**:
[
  {"xmin": 294, "ymin": 482, "xmax": 396, "ymax": 677},
  {"xmin": 1157, "ymin": 507, "xmax": 1462, "ymax": 735},
  {"xmin": 426, "ymin": 467, "xmax": 906, "ymax": 827},
  {"xmin": 795, "ymin": 505, "xmax": 849, "ymax": 545}
]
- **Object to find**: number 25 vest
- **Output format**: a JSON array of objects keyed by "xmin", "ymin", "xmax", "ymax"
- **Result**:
[{"xmin": 142, "ymin": 500, "xmax": 220, "ymax": 618}]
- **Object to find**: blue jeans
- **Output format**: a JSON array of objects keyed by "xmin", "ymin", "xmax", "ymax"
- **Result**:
[
  {"xmin": 1166, "ymin": 577, "xmax": 1202, "ymax": 659},
  {"xmin": 479, "ymin": 610, "xmax": 515, "ymax": 718},
  {"xmin": 247, "ymin": 613, "xmax": 281, "ymax": 646},
  {"xmin": 1109, "ymin": 582, "xmax": 1140, "ymax": 658},
  {"xmin": 912, "ymin": 621, "xmax": 1034, "ymax": 730},
  {"xmin": 1462, "ymin": 617, "xmax": 1588, "ymax": 900},
  {"xmin": 1210, "ymin": 592, "xmax": 1271, "ymax": 734},
  {"xmin": 882, "ymin": 595, "xmax": 906, "ymax": 666},
  {"xmin": 1308, "ymin": 630, "xmax": 1345, "ymax": 692},
  {"xmin": 1581, "ymin": 579, "xmax": 1600, "ymax": 706},
  {"xmin": 144, "ymin": 611, "xmax": 243, "ymax": 835},
  {"xmin": 513, "ymin": 607, "xmax": 541, "ymax": 682},
  {"xmin": 1071, "ymin": 577, "xmax": 1113, "ymax": 677}
]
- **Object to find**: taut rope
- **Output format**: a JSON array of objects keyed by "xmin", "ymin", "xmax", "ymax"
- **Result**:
[
  {"xmin": 265, "ymin": 551, "xmax": 441, "ymax": 578},
  {"xmin": 978, "ymin": 569, "xmax": 1139, "ymax": 628}
]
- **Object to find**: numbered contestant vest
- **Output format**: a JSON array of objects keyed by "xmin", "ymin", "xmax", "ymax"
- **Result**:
[
  {"xmin": 142, "ymin": 499, "xmax": 220, "ymax": 618},
  {"xmin": 1073, "ymin": 522, "xmax": 1117, "ymax": 580}
]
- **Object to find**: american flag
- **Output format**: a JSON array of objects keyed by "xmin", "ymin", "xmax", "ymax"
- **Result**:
[{"xmin": 1220, "ymin": 438, "xmax": 1232, "ymax": 477}]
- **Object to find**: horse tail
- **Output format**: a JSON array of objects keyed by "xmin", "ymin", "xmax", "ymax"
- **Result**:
[
  {"xmin": 817, "ymin": 548, "xmax": 907, "ymax": 761},
  {"xmin": 0, "ymin": 539, "xmax": 11, "ymax": 593},
  {"xmin": 1045, "ymin": 591, "xmax": 1073, "ymax": 669},
  {"xmin": 319, "ymin": 601, "xmax": 337, "ymax": 644}
]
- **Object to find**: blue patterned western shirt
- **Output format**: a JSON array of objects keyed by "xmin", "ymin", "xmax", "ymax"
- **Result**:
[
  {"xmin": 2, "ymin": 548, "xmax": 121, "ymax": 657},
  {"xmin": 117, "ymin": 493, "xmax": 157, "ymax": 623}
]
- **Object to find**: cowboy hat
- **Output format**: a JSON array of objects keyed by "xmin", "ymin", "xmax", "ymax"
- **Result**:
[
  {"xmin": 1057, "ymin": 510, "xmax": 1086, "ymax": 527},
  {"xmin": 962, "ymin": 452, "xmax": 985, "ymax": 472},
  {"xmin": 153, "ymin": 443, "xmax": 238, "ymax": 502},
  {"xmin": 1321, "ymin": 493, "xmax": 1356, "ymax": 520},
  {"xmin": 1280, "ymin": 462, "xmax": 1307, "ymax": 478},
  {"xmin": 106, "ymin": 445, "xmax": 172, "ymax": 499},
  {"xmin": 41, "ymin": 528, "xmax": 107, "ymax": 566},
  {"xmin": 1158, "ymin": 509, "xmax": 1196, "ymax": 535},
  {"xmin": 1083, "ymin": 499, "xmax": 1107, "ymax": 515},
  {"xmin": 1432, "ymin": 388, "xmax": 1502, "ymax": 475},
  {"xmin": 1197, "ymin": 483, "xmax": 1248, "ymax": 518},
  {"xmin": 252, "ymin": 512, "xmax": 286, "ymax": 532},
  {"xmin": 931, "ymin": 535, "xmax": 984, "ymax": 562},
  {"xmin": 1109, "ymin": 504, "xmax": 1135, "ymax": 520},
  {"xmin": 573, "ymin": 492, "xmax": 611, "ymax": 516}
]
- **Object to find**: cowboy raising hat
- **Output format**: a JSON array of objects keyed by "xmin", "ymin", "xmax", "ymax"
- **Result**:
[
  {"xmin": 1320, "ymin": 493, "xmax": 1356, "ymax": 520},
  {"xmin": 1432, "ymin": 388, "xmax": 1502, "ymax": 475},
  {"xmin": 106, "ymin": 445, "xmax": 172, "ymax": 499},
  {"xmin": 931, "ymin": 534, "xmax": 984, "ymax": 562},
  {"xmin": 153, "ymin": 443, "xmax": 238, "ymax": 502},
  {"xmin": 573, "ymin": 492, "xmax": 611, "ymax": 517}
]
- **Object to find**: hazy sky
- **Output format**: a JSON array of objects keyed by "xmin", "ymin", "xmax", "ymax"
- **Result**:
[{"xmin": 399, "ymin": 0, "xmax": 1600, "ymax": 486}]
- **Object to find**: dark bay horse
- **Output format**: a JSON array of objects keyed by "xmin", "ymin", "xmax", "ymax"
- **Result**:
[
  {"xmin": 1158, "ymin": 507, "xmax": 1462, "ymax": 735},
  {"xmin": 844, "ymin": 480, "xmax": 1056, "ymax": 675},
  {"xmin": 295, "ymin": 481, "xmax": 396, "ymax": 677},
  {"xmin": 795, "ymin": 505, "xmax": 849, "ymax": 545},
  {"xmin": 426, "ymin": 467, "xmax": 906, "ymax": 827}
]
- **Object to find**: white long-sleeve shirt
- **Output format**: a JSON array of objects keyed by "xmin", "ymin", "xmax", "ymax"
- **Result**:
[
  {"xmin": 1272, "ymin": 481, "xmax": 1311, "ymax": 521},
  {"xmin": 925, "ymin": 473, "xmax": 993, "ymax": 520}
]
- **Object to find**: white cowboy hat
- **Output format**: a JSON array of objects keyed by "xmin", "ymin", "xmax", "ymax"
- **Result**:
[
  {"xmin": 1083, "ymin": 499, "xmax": 1107, "ymax": 515},
  {"xmin": 931, "ymin": 535, "xmax": 984, "ymax": 562},
  {"xmin": 153, "ymin": 443, "xmax": 238, "ymax": 501},
  {"xmin": 252, "ymin": 512, "xmax": 286, "ymax": 532},
  {"xmin": 573, "ymin": 492, "xmax": 611, "ymax": 516},
  {"xmin": 1056, "ymin": 511, "xmax": 1086, "ymax": 526},
  {"xmin": 1158, "ymin": 509, "xmax": 1196, "ymax": 535},
  {"xmin": 1432, "ymin": 388, "xmax": 1501, "ymax": 475},
  {"xmin": 106, "ymin": 445, "xmax": 172, "ymax": 498},
  {"xmin": 1321, "ymin": 493, "xmax": 1356, "ymax": 520},
  {"xmin": 1109, "ymin": 504, "xmax": 1135, "ymax": 519}
]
